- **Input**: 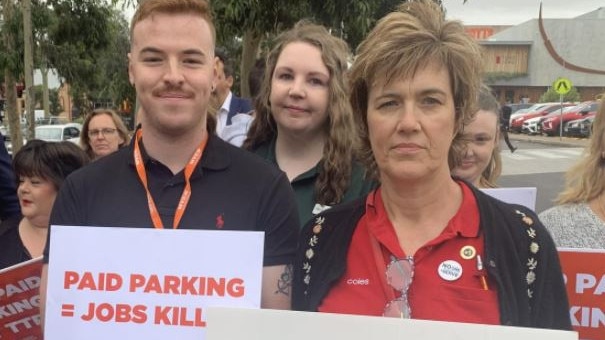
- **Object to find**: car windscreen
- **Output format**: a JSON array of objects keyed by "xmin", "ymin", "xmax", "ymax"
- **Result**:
[{"xmin": 35, "ymin": 127, "xmax": 63, "ymax": 141}]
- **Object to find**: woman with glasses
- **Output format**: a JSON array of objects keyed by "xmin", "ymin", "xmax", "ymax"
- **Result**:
[
  {"xmin": 80, "ymin": 109, "xmax": 130, "ymax": 160},
  {"xmin": 0, "ymin": 140, "xmax": 89, "ymax": 268},
  {"xmin": 292, "ymin": 0, "xmax": 571, "ymax": 330}
]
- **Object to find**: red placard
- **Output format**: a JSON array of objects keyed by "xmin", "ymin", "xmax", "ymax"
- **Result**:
[
  {"xmin": 558, "ymin": 248, "xmax": 605, "ymax": 340},
  {"xmin": 0, "ymin": 257, "xmax": 43, "ymax": 340}
]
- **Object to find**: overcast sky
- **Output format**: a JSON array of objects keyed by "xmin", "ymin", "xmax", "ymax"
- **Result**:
[
  {"xmin": 123, "ymin": 1, "xmax": 604, "ymax": 27},
  {"xmin": 442, "ymin": 0, "xmax": 604, "ymax": 25}
]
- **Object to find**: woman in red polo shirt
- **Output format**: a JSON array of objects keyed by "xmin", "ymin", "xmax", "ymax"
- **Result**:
[{"xmin": 292, "ymin": 0, "xmax": 571, "ymax": 330}]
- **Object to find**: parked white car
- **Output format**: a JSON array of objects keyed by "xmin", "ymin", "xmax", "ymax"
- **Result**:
[
  {"xmin": 35, "ymin": 123, "xmax": 82, "ymax": 144},
  {"xmin": 521, "ymin": 116, "xmax": 543, "ymax": 135}
]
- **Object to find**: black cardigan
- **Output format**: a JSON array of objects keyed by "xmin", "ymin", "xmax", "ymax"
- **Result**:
[{"xmin": 292, "ymin": 185, "xmax": 572, "ymax": 331}]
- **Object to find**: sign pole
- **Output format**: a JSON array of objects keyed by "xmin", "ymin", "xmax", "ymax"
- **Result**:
[
  {"xmin": 552, "ymin": 77, "xmax": 572, "ymax": 141},
  {"xmin": 559, "ymin": 93, "xmax": 563, "ymax": 141}
]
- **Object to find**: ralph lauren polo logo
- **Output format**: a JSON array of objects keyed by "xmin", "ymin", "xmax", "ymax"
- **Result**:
[{"xmin": 216, "ymin": 214, "xmax": 224, "ymax": 229}]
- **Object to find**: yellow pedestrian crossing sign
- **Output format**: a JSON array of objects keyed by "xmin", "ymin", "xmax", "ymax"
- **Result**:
[{"xmin": 553, "ymin": 77, "xmax": 572, "ymax": 95}]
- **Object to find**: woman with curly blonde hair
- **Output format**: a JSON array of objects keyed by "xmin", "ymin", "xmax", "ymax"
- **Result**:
[
  {"xmin": 244, "ymin": 20, "xmax": 374, "ymax": 227},
  {"xmin": 540, "ymin": 97, "xmax": 605, "ymax": 249}
]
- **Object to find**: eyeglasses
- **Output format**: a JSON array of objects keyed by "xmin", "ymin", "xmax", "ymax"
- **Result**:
[
  {"xmin": 88, "ymin": 128, "xmax": 117, "ymax": 138},
  {"xmin": 383, "ymin": 255, "xmax": 414, "ymax": 318}
]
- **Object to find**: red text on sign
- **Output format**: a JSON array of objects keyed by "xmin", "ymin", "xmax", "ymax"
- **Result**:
[
  {"xmin": 63, "ymin": 271, "xmax": 123, "ymax": 291},
  {"xmin": 80, "ymin": 303, "xmax": 147, "ymax": 324},
  {"xmin": 129, "ymin": 274, "xmax": 245, "ymax": 297}
]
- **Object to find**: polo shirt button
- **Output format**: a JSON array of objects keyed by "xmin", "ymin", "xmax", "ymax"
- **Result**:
[{"xmin": 489, "ymin": 260, "xmax": 496, "ymax": 268}]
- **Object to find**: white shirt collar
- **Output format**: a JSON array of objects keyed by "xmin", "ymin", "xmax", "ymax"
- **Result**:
[
  {"xmin": 216, "ymin": 91, "xmax": 233, "ymax": 135},
  {"xmin": 220, "ymin": 91, "xmax": 233, "ymax": 113}
]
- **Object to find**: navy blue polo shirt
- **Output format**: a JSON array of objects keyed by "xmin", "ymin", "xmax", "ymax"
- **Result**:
[{"xmin": 45, "ymin": 135, "xmax": 299, "ymax": 266}]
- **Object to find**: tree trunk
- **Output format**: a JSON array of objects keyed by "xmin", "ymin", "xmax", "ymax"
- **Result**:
[
  {"xmin": 240, "ymin": 29, "xmax": 262, "ymax": 99},
  {"xmin": 23, "ymin": 0, "xmax": 36, "ymax": 137},
  {"xmin": 41, "ymin": 65, "xmax": 50, "ymax": 117},
  {"xmin": 3, "ymin": 0, "xmax": 23, "ymax": 154},
  {"xmin": 3, "ymin": 72, "xmax": 22, "ymax": 153}
]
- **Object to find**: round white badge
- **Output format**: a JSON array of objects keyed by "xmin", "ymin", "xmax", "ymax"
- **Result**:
[{"xmin": 437, "ymin": 260, "xmax": 463, "ymax": 281}]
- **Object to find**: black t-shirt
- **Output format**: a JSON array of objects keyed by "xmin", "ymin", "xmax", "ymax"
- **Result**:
[
  {"xmin": 0, "ymin": 216, "xmax": 31, "ymax": 269},
  {"xmin": 45, "ymin": 135, "xmax": 299, "ymax": 266}
]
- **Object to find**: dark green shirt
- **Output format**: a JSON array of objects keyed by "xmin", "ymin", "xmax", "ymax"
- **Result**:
[{"xmin": 253, "ymin": 138, "xmax": 376, "ymax": 228}]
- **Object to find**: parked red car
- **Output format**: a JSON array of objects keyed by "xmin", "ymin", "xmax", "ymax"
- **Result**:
[
  {"xmin": 541, "ymin": 101, "xmax": 598, "ymax": 136},
  {"xmin": 509, "ymin": 103, "xmax": 575, "ymax": 133}
]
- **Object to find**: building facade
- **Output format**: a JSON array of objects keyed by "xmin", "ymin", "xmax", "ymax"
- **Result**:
[{"xmin": 475, "ymin": 7, "xmax": 605, "ymax": 103}]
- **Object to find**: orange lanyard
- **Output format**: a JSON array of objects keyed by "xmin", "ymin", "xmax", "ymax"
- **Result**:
[{"xmin": 133, "ymin": 129, "xmax": 207, "ymax": 229}]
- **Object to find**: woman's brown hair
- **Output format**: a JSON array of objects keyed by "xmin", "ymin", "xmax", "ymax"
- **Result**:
[{"xmin": 243, "ymin": 20, "xmax": 359, "ymax": 205}]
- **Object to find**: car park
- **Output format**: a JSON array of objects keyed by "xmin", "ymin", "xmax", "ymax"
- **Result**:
[
  {"xmin": 36, "ymin": 116, "xmax": 69, "ymax": 125},
  {"xmin": 541, "ymin": 101, "xmax": 598, "ymax": 136},
  {"xmin": 509, "ymin": 103, "xmax": 554, "ymax": 123},
  {"xmin": 565, "ymin": 116, "xmax": 595, "ymax": 138},
  {"xmin": 533, "ymin": 106, "xmax": 581, "ymax": 135},
  {"xmin": 578, "ymin": 117, "xmax": 595, "ymax": 138},
  {"xmin": 35, "ymin": 123, "xmax": 82, "ymax": 144},
  {"xmin": 507, "ymin": 103, "xmax": 534, "ymax": 114},
  {"xmin": 510, "ymin": 103, "xmax": 575, "ymax": 133},
  {"xmin": 509, "ymin": 104, "xmax": 546, "ymax": 125}
]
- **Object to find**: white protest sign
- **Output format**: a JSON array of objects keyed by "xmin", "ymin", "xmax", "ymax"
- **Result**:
[
  {"xmin": 481, "ymin": 187, "xmax": 537, "ymax": 210},
  {"xmin": 45, "ymin": 226, "xmax": 264, "ymax": 340},
  {"xmin": 206, "ymin": 307, "xmax": 577, "ymax": 340}
]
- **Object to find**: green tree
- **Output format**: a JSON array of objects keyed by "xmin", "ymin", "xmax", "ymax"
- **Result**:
[
  {"xmin": 2, "ymin": 0, "xmax": 24, "ymax": 153},
  {"xmin": 212, "ymin": 0, "xmax": 307, "ymax": 98},
  {"xmin": 113, "ymin": 0, "xmax": 450, "ymax": 98},
  {"xmin": 32, "ymin": 0, "xmax": 58, "ymax": 119},
  {"xmin": 308, "ymin": 0, "xmax": 403, "ymax": 48},
  {"xmin": 539, "ymin": 86, "xmax": 581, "ymax": 103},
  {"xmin": 23, "ymin": 0, "xmax": 35, "ymax": 137},
  {"xmin": 213, "ymin": 0, "xmax": 445, "ymax": 98},
  {"xmin": 89, "ymin": 8, "xmax": 135, "ymax": 118},
  {"xmin": 44, "ymin": 0, "xmax": 113, "ymax": 116},
  {"xmin": 48, "ymin": 88, "xmax": 61, "ymax": 116}
]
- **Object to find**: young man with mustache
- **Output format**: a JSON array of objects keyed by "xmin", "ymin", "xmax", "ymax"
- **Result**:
[{"xmin": 40, "ymin": 0, "xmax": 299, "ymax": 317}]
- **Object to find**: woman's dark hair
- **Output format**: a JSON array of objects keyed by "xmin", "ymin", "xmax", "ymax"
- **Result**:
[{"xmin": 13, "ymin": 140, "xmax": 90, "ymax": 190}]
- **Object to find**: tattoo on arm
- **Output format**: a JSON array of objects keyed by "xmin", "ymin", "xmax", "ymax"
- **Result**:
[{"xmin": 274, "ymin": 264, "xmax": 293, "ymax": 296}]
